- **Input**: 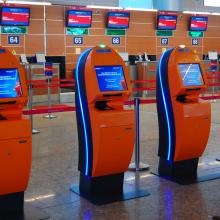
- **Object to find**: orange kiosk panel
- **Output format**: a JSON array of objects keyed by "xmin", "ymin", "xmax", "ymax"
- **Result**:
[
  {"xmin": 73, "ymin": 46, "xmax": 139, "ymax": 204},
  {"xmin": 0, "ymin": 47, "xmax": 31, "ymax": 214},
  {"xmin": 156, "ymin": 46, "xmax": 211, "ymax": 184}
]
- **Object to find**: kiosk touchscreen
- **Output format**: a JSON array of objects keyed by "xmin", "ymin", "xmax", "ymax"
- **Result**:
[
  {"xmin": 156, "ymin": 46, "xmax": 211, "ymax": 184},
  {"xmin": 73, "ymin": 46, "xmax": 148, "ymax": 204},
  {"xmin": 0, "ymin": 47, "xmax": 31, "ymax": 214}
]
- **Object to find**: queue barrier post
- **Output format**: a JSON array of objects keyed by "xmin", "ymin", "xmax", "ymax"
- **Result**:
[
  {"xmin": 211, "ymin": 72, "xmax": 217, "ymax": 103},
  {"xmin": 26, "ymin": 63, "xmax": 40, "ymax": 134},
  {"xmin": 129, "ymin": 97, "xmax": 150, "ymax": 171},
  {"xmin": 43, "ymin": 76, "xmax": 57, "ymax": 119}
]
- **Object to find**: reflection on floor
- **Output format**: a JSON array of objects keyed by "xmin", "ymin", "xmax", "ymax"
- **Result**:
[{"xmin": 25, "ymin": 102, "xmax": 220, "ymax": 220}]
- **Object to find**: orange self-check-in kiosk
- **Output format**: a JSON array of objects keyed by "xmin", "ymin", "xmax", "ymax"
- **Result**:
[
  {"xmin": 72, "ymin": 46, "xmax": 149, "ymax": 204},
  {"xmin": 156, "ymin": 46, "xmax": 211, "ymax": 184},
  {"xmin": 0, "ymin": 47, "xmax": 31, "ymax": 214}
]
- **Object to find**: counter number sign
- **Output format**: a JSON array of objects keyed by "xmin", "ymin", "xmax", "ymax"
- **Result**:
[
  {"xmin": 8, "ymin": 36, "xmax": 20, "ymax": 45},
  {"xmin": 112, "ymin": 37, "xmax": 120, "ymax": 45},
  {"xmin": 161, "ymin": 38, "xmax": 169, "ymax": 45},
  {"xmin": 192, "ymin": 38, "xmax": 199, "ymax": 46},
  {"xmin": 73, "ymin": 37, "xmax": 83, "ymax": 45}
]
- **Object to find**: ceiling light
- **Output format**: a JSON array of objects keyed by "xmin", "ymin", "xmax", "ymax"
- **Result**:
[
  {"xmin": 183, "ymin": 11, "xmax": 211, "ymax": 15},
  {"xmin": 125, "ymin": 7, "xmax": 157, "ymax": 12},
  {"xmin": 204, "ymin": 0, "xmax": 220, "ymax": 7},
  {"xmin": 211, "ymin": 12, "xmax": 220, "ymax": 15},
  {"xmin": 87, "ymin": 5, "xmax": 123, "ymax": 10},
  {"xmin": 6, "ymin": 1, "xmax": 52, "ymax": 5}
]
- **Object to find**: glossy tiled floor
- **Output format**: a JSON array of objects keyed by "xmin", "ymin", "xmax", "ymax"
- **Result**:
[{"xmin": 25, "ymin": 102, "xmax": 220, "ymax": 220}]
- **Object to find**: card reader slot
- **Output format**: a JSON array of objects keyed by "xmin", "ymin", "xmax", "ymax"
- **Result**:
[
  {"xmin": 176, "ymin": 95, "xmax": 193, "ymax": 103},
  {"xmin": 103, "ymin": 93, "xmax": 123, "ymax": 97},
  {"xmin": 95, "ymin": 101, "xmax": 114, "ymax": 111},
  {"xmin": 0, "ymin": 101, "xmax": 16, "ymax": 105},
  {"xmin": 186, "ymin": 88, "xmax": 201, "ymax": 91}
]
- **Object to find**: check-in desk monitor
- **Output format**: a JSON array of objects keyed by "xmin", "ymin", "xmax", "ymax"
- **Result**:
[
  {"xmin": 0, "ymin": 47, "xmax": 31, "ymax": 214},
  {"xmin": 74, "ymin": 46, "xmax": 135, "ymax": 199},
  {"xmin": 156, "ymin": 46, "xmax": 211, "ymax": 183}
]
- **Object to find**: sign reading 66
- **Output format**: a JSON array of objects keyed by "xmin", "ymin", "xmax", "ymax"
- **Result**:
[{"xmin": 112, "ymin": 37, "xmax": 120, "ymax": 45}]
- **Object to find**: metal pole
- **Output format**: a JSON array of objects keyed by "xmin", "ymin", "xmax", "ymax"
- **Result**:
[
  {"xmin": 27, "ymin": 63, "xmax": 40, "ymax": 134},
  {"xmin": 129, "ymin": 97, "xmax": 150, "ymax": 171},
  {"xmin": 43, "ymin": 77, "xmax": 56, "ymax": 119},
  {"xmin": 212, "ymin": 71, "xmax": 216, "ymax": 103}
]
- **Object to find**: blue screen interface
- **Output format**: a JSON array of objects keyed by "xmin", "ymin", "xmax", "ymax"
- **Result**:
[
  {"xmin": 95, "ymin": 66, "xmax": 127, "ymax": 92},
  {"xmin": 178, "ymin": 64, "xmax": 204, "ymax": 86},
  {"xmin": 0, "ymin": 68, "xmax": 22, "ymax": 98}
]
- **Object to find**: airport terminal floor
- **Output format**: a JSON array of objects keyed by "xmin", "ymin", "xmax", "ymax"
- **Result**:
[{"xmin": 26, "ymin": 103, "xmax": 220, "ymax": 220}]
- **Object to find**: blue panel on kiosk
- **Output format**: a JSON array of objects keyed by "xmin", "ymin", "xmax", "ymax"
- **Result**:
[
  {"xmin": 0, "ymin": 68, "xmax": 22, "ymax": 98},
  {"xmin": 95, "ymin": 66, "xmax": 127, "ymax": 92},
  {"xmin": 75, "ymin": 48, "xmax": 93, "ymax": 176},
  {"xmin": 178, "ymin": 64, "xmax": 204, "ymax": 87},
  {"xmin": 156, "ymin": 49, "xmax": 176, "ymax": 161}
]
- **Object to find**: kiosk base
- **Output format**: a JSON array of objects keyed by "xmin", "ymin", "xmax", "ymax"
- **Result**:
[
  {"xmin": 71, "ymin": 173, "xmax": 150, "ymax": 205},
  {"xmin": 152, "ymin": 158, "xmax": 220, "ymax": 185},
  {"xmin": 0, "ymin": 192, "xmax": 49, "ymax": 220}
]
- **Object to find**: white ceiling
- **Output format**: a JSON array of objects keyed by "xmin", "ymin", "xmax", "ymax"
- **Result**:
[{"xmin": 6, "ymin": 0, "xmax": 220, "ymax": 13}]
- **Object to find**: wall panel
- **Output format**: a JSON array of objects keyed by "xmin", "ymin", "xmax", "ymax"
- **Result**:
[{"xmin": 0, "ymin": 5, "xmax": 219, "ymax": 78}]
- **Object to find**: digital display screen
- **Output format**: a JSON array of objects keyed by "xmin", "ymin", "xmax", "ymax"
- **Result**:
[
  {"xmin": 190, "ymin": 16, "xmax": 208, "ymax": 31},
  {"xmin": 157, "ymin": 15, "xmax": 177, "ymax": 30},
  {"xmin": 0, "ymin": 69, "xmax": 22, "ymax": 98},
  {"xmin": 95, "ymin": 66, "xmax": 127, "ymax": 92},
  {"xmin": 178, "ymin": 64, "xmax": 204, "ymax": 87},
  {"xmin": 1, "ymin": 7, "xmax": 30, "ymax": 26},
  {"xmin": 107, "ymin": 12, "xmax": 130, "ymax": 29},
  {"xmin": 66, "ymin": 10, "xmax": 92, "ymax": 27}
]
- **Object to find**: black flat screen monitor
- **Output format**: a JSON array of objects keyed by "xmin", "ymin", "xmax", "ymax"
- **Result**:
[{"xmin": 1, "ymin": 7, "xmax": 30, "ymax": 26}]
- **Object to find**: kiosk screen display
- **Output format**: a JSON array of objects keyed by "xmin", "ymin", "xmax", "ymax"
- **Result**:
[
  {"xmin": 0, "ymin": 68, "xmax": 22, "ymax": 98},
  {"xmin": 178, "ymin": 64, "xmax": 204, "ymax": 86},
  {"xmin": 95, "ymin": 66, "xmax": 127, "ymax": 91}
]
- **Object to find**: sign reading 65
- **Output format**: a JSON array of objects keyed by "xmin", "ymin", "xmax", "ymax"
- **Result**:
[{"xmin": 73, "ymin": 37, "xmax": 83, "ymax": 45}]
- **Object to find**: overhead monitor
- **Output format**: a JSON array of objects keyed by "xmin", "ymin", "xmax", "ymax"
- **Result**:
[
  {"xmin": 190, "ymin": 16, "xmax": 208, "ymax": 31},
  {"xmin": 107, "ymin": 12, "xmax": 130, "ymax": 29},
  {"xmin": 0, "ymin": 68, "xmax": 22, "ymax": 98},
  {"xmin": 178, "ymin": 63, "xmax": 204, "ymax": 87},
  {"xmin": 157, "ymin": 14, "xmax": 177, "ymax": 30},
  {"xmin": 1, "ymin": 7, "xmax": 30, "ymax": 26},
  {"xmin": 95, "ymin": 65, "xmax": 127, "ymax": 92},
  {"xmin": 66, "ymin": 10, "xmax": 92, "ymax": 27}
]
